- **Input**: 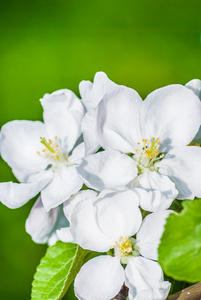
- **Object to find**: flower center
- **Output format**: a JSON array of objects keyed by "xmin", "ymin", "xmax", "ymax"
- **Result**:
[
  {"xmin": 133, "ymin": 137, "xmax": 164, "ymax": 174},
  {"xmin": 37, "ymin": 136, "xmax": 71, "ymax": 168},
  {"xmin": 113, "ymin": 236, "xmax": 139, "ymax": 264}
]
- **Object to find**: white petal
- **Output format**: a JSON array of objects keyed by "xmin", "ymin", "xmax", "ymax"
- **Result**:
[
  {"xmin": 74, "ymin": 255, "xmax": 125, "ymax": 300},
  {"xmin": 70, "ymin": 142, "xmax": 85, "ymax": 164},
  {"xmin": 48, "ymin": 232, "xmax": 59, "ymax": 246},
  {"xmin": 41, "ymin": 166, "xmax": 83, "ymax": 211},
  {"xmin": 158, "ymin": 146, "xmax": 201, "ymax": 199},
  {"xmin": 185, "ymin": 79, "xmax": 201, "ymax": 98},
  {"xmin": 56, "ymin": 227, "xmax": 75, "ymax": 243},
  {"xmin": 47, "ymin": 209, "xmax": 70, "ymax": 245},
  {"xmin": 82, "ymin": 109, "xmax": 101, "ymax": 155},
  {"xmin": 0, "ymin": 175, "xmax": 51, "ymax": 209},
  {"xmin": 63, "ymin": 189, "xmax": 98, "ymax": 221},
  {"xmin": 70, "ymin": 198, "xmax": 112, "ymax": 252},
  {"xmin": 125, "ymin": 257, "xmax": 171, "ymax": 300},
  {"xmin": 185, "ymin": 79, "xmax": 201, "ymax": 144},
  {"xmin": 25, "ymin": 196, "xmax": 59, "ymax": 244},
  {"xmin": 12, "ymin": 169, "xmax": 30, "ymax": 183},
  {"xmin": 79, "ymin": 71, "xmax": 118, "ymax": 111},
  {"xmin": 0, "ymin": 120, "xmax": 48, "ymax": 174},
  {"xmin": 95, "ymin": 190, "xmax": 142, "ymax": 242},
  {"xmin": 97, "ymin": 86, "xmax": 142, "ymax": 152},
  {"xmin": 136, "ymin": 210, "xmax": 173, "ymax": 260},
  {"xmin": 77, "ymin": 150, "xmax": 137, "ymax": 190},
  {"xmin": 140, "ymin": 85, "xmax": 201, "ymax": 152},
  {"xmin": 132, "ymin": 170, "xmax": 178, "ymax": 212},
  {"xmin": 128, "ymin": 282, "xmax": 170, "ymax": 300},
  {"xmin": 41, "ymin": 89, "xmax": 84, "ymax": 151}
]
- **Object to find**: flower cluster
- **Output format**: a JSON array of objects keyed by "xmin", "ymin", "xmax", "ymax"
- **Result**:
[{"xmin": 0, "ymin": 73, "xmax": 201, "ymax": 299}]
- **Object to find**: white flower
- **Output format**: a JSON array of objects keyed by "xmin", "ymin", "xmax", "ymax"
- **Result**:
[
  {"xmin": 185, "ymin": 79, "xmax": 201, "ymax": 144},
  {"xmin": 70, "ymin": 190, "xmax": 171, "ymax": 300},
  {"xmin": 77, "ymin": 84, "xmax": 201, "ymax": 211},
  {"xmin": 0, "ymin": 89, "xmax": 85, "ymax": 211},
  {"xmin": 79, "ymin": 72, "xmax": 118, "ymax": 155}
]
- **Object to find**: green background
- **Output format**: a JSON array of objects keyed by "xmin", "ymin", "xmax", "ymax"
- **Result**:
[{"xmin": 0, "ymin": 0, "xmax": 200, "ymax": 299}]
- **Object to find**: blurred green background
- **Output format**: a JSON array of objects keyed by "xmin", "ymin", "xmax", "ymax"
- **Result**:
[{"xmin": 0, "ymin": 0, "xmax": 200, "ymax": 299}]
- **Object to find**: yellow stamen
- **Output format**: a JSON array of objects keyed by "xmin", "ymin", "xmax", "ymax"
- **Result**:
[
  {"xmin": 133, "ymin": 137, "xmax": 164, "ymax": 173},
  {"xmin": 37, "ymin": 136, "xmax": 63, "ymax": 162},
  {"xmin": 142, "ymin": 137, "xmax": 160, "ymax": 159},
  {"xmin": 114, "ymin": 236, "xmax": 133, "ymax": 257}
]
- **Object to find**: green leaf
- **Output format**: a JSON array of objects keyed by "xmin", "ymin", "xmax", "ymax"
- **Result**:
[
  {"xmin": 158, "ymin": 199, "xmax": 201, "ymax": 282},
  {"xmin": 31, "ymin": 241, "xmax": 89, "ymax": 300},
  {"xmin": 62, "ymin": 282, "xmax": 77, "ymax": 300}
]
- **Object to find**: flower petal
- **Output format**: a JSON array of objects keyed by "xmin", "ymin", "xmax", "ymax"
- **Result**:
[
  {"xmin": 125, "ymin": 257, "xmax": 170, "ymax": 300},
  {"xmin": 41, "ymin": 166, "xmax": 83, "ymax": 211},
  {"xmin": 70, "ymin": 198, "xmax": 112, "ymax": 252},
  {"xmin": 79, "ymin": 71, "xmax": 118, "ymax": 111},
  {"xmin": 81, "ymin": 109, "xmax": 101, "ymax": 155},
  {"xmin": 136, "ymin": 210, "xmax": 173, "ymax": 260},
  {"xmin": 158, "ymin": 146, "xmax": 201, "ymax": 199},
  {"xmin": 140, "ymin": 85, "xmax": 201, "ymax": 152},
  {"xmin": 70, "ymin": 142, "xmax": 85, "ymax": 164},
  {"xmin": 0, "ymin": 175, "xmax": 51, "ymax": 209},
  {"xmin": 41, "ymin": 89, "xmax": 84, "ymax": 151},
  {"xmin": 74, "ymin": 255, "xmax": 125, "ymax": 300},
  {"xmin": 131, "ymin": 170, "xmax": 178, "ymax": 212},
  {"xmin": 97, "ymin": 86, "xmax": 142, "ymax": 152},
  {"xmin": 0, "ymin": 120, "xmax": 48, "ymax": 175},
  {"xmin": 47, "ymin": 208, "xmax": 69, "ymax": 246},
  {"xmin": 12, "ymin": 169, "xmax": 30, "ymax": 183},
  {"xmin": 185, "ymin": 79, "xmax": 201, "ymax": 144},
  {"xmin": 56, "ymin": 227, "xmax": 75, "ymax": 243},
  {"xmin": 77, "ymin": 150, "xmax": 137, "ymax": 191},
  {"xmin": 95, "ymin": 190, "xmax": 142, "ymax": 242},
  {"xmin": 185, "ymin": 79, "xmax": 201, "ymax": 98},
  {"xmin": 25, "ymin": 196, "xmax": 59, "ymax": 244},
  {"xmin": 63, "ymin": 189, "xmax": 97, "ymax": 221}
]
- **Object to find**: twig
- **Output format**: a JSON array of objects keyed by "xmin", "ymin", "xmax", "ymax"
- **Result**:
[
  {"xmin": 166, "ymin": 282, "xmax": 201, "ymax": 300},
  {"xmin": 112, "ymin": 282, "xmax": 201, "ymax": 300},
  {"xmin": 113, "ymin": 285, "xmax": 128, "ymax": 299}
]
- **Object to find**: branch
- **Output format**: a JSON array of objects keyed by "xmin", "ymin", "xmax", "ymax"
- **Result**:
[
  {"xmin": 113, "ymin": 285, "xmax": 128, "ymax": 300},
  {"xmin": 113, "ymin": 282, "xmax": 201, "ymax": 300},
  {"xmin": 166, "ymin": 282, "xmax": 201, "ymax": 300}
]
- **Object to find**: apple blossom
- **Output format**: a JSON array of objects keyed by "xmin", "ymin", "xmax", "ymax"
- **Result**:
[
  {"xmin": 69, "ymin": 189, "xmax": 171, "ymax": 300},
  {"xmin": 78, "ymin": 83, "xmax": 201, "ymax": 211},
  {"xmin": 0, "ymin": 89, "xmax": 85, "ymax": 211}
]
